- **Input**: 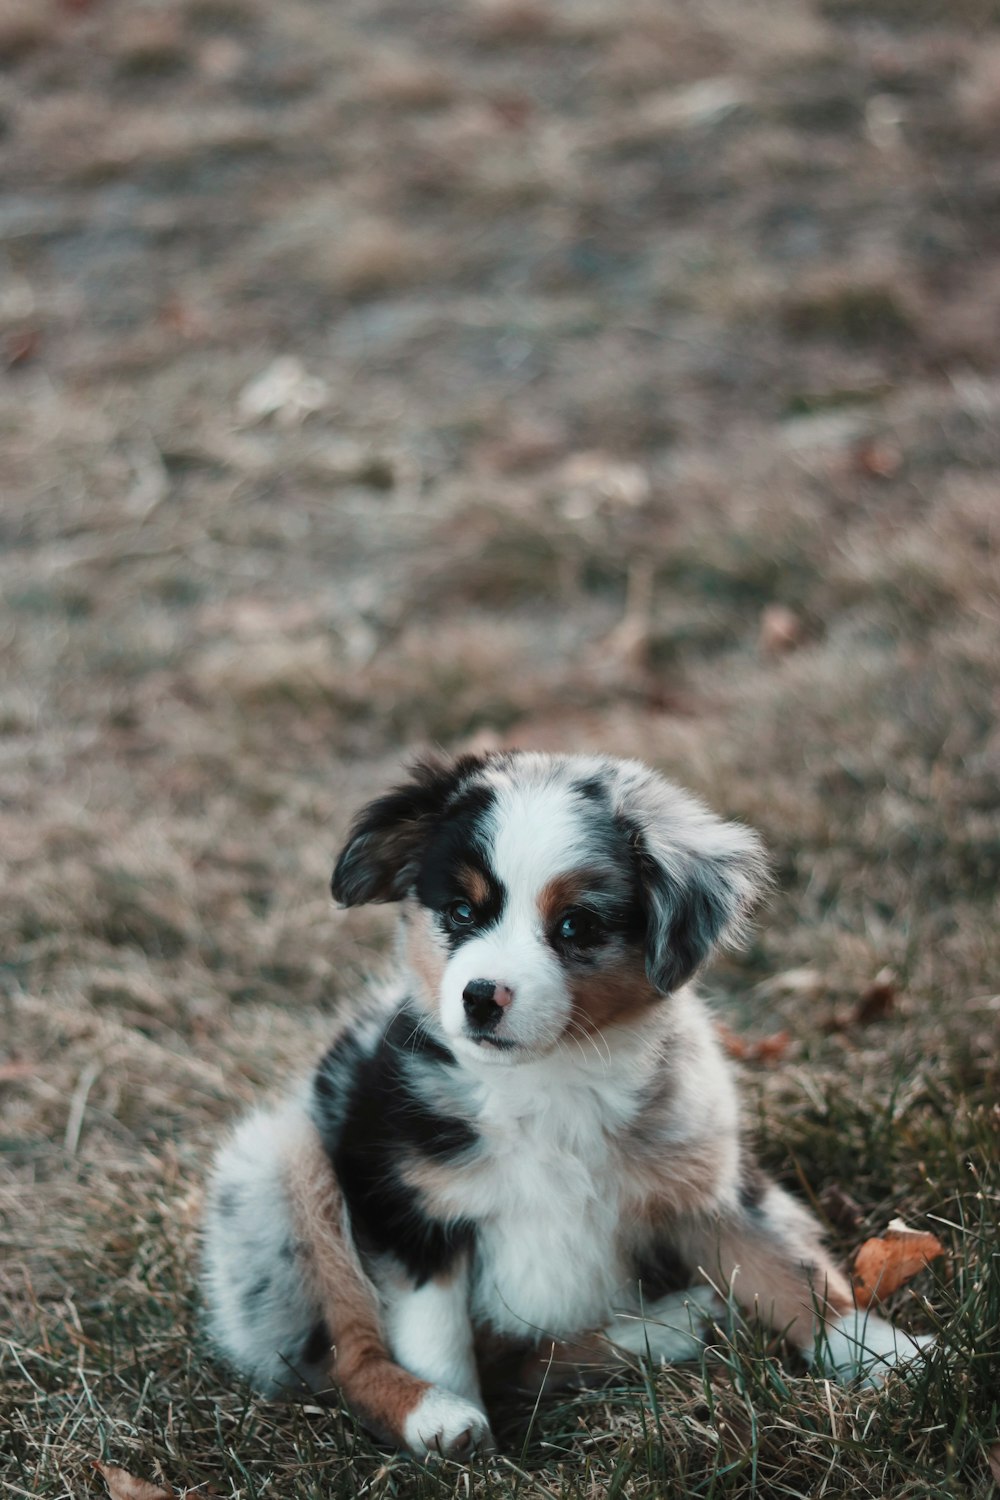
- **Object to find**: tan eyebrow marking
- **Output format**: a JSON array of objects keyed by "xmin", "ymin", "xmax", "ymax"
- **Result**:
[
  {"xmin": 457, "ymin": 864, "xmax": 490, "ymax": 907},
  {"xmin": 537, "ymin": 868, "xmax": 607, "ymax": 928}
]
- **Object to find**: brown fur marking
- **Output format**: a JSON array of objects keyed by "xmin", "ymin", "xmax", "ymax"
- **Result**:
[
  {"xmin": 515, "ymin": 1331, "xmax": 629, "ymax": 1392},
  {"xmin": 570, "ymin": 957, "xmax": 660, "ymax": 1034},
  {"xmin": 284, "ymin": 1123, "xmax": 431, "ymax": 1443},
  {"xmin": 677, "ymin": 1201, "xmax": 854, "ymax": 1345},
  {"xmin": 458, "ymin": 864, "xmax": 491, "ymax": 907},
  {"xmin": 537, "ymin": 869, "xmax": 604, "ymax": 929},
  {"xmin": 621, "ymin": 1133, "xmax": 732, "ymax": 1222},
  {"xmin": 404, "ymin": 908, "xmax": 447, "ymax": 1012}
]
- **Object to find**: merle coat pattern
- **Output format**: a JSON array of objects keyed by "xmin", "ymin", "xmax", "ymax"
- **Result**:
[{"xmin": 202, "ymin": 751, "xmax": 932, "ymax": 1457}]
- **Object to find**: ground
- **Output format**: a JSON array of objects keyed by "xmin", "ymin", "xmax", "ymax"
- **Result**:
[{"xmin": 1, "ymin": 0, "xmax": 999, "ymax": 1495}]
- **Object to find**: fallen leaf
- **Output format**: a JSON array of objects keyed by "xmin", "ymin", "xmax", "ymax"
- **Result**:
[
  {"xmin": 825, "ymin": 967, "xmax": 903, "ymax": 1034},
  {"xmin": 759, "ymin": 604, "xmax": 804, "ymax": 655},
  {"xmin": 819, "ymin": 1183, "xmax": 864, "ymax": 1232},
  {"xmin": 853, "ymin": 1219, "xmax": 945, "ymax": 1308},
  {"xmin": 715, "ymin": 1022, "xmax": 792, "ymax": 1065},
  {"xmin": 94, "ymin": 1462, "xmax": 175, "ymax": 1500},
  {"xmin": 854, "ymin": 437, "xmax": 902, "ymax": 478},
  {"xmin": 237, "ymin": 356, "xmax": 329, "ymax": 426},
  {"xmin": 853, "ymin": 966, "xmax": 899, "ymax": 1025},
  {"xmin": 750, "ymin": 1030, "xmax": 793, "ymax": 1063}
]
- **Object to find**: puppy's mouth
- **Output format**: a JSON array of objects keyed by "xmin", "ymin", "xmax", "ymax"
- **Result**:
[
  {"xmin": 454, "ymin": 1025, "xmax": 529, "ymax": 1062},
  {"xmin": 467, "ymin": 1032, "xmax": 519, "ymax": 1051}
]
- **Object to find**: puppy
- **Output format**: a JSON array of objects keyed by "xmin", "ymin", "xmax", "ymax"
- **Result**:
[{"xmin": 201, "ymin": 751, "xmax": 932, "ymax": 1457}]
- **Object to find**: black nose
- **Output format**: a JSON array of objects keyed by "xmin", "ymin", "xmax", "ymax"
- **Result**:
[{"xmin": 463, "ymin": 979, "xmax": 503, "ymax": 1031}]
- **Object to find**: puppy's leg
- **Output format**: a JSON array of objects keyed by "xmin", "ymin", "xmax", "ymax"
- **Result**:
[
  {"xmin": 603, "ymin": 1284, "xmax": 725, "ymax": 1364},
  {"xmin": 676, "ymin": 1180, "xmax": 933, "ymax": 1386},
  {"xmin": 381, "ymin": 1258, "xmax": 485, "ymax": 1410},
  {"xmin": 515, "ymin": 1286, "xmax": 722, "ymax": 1392},
  {"xmin": 808, "ymin": 1303, "xmax": 936, "ymax": 1386},
  {"xmin": 286, "ymin": 1125, "xmax": 493, "ymax": 1458},
  {"xmin": 202, "ymin": 1100, "xmax": 335, "ymax": 1396}
]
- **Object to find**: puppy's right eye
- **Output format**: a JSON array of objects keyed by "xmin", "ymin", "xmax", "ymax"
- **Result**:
[{"xmin": 446, "ymin": 900, "xmax": 476, "ymax": 927}]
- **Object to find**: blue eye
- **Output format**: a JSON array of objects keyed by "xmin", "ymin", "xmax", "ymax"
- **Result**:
[
  {"xmin": 555, "ymin": 908, "xmax": 602, "ymax": 947},
  {"xmin": 448, "ymin": 900, "xmax": 475, "ymax": 927}
]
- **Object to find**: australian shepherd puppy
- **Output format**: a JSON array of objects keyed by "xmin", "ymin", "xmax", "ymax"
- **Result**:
[{"xmin": 201, "ymin": 751, "xmax": 931, "ymax": 1457}]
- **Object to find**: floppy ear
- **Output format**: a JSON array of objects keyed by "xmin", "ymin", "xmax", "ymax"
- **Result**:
[
  {"xmin": 613, "ymin": 764, "xmax": 769, "ymax": 994},
  {"xmin": 331, "ymin": 754, "xmax": 489, "ymax": 906}
]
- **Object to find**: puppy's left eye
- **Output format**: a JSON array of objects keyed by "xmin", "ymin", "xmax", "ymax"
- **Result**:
[{"xmin": 554, "ymin": 907, "xmax": 604, "ymax": 948}]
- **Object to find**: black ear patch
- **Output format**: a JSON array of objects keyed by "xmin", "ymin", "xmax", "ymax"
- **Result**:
[
  {"xmin": 331, "ymin": 754, "xmax": 494, "ymax": 906},
  {"xmin": 613, "ymin": 771, "xmax": 769, "ymax": 995},
  {"xmin": 634, "ymin": 831, "xmax": 754, "ymax": 994}
]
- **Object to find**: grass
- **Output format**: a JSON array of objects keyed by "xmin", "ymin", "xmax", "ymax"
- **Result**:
[
  {"xmin": 3, "ymin": 1061, "xmax": 997, "ymax": 1498},
  {"xmin": 2, "ymin": 0, "xmax": 999, "ymax": 1494}
]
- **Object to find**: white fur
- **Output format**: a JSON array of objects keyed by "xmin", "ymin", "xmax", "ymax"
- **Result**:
[
  {"xmin": 440, "ymin": 776, "xmax": 590, "ymax": 1060},
  {"xmin": 382, "ymin": 1265, "xmax": 483, "ymax": 1405},
  {"xmin": 441, "ymin": 923, "xmax": 569, "ymax": 1062},
  {"xmin": 426, "ymin": 1004, "xmax": 736, "ymax": 1339},
  {"xmin": 810, "ymin": 1309, "xmax": 936, "ymax": 1388},
  {"xmin": 202, "ymin": 1098, "xmax": 327, "ymax": 1395},
  {"xmin": 402, "ymin": 1387, "xmax": 495, "ymax": 1459},
  {"xmin": 468, "ymin": 1043, "xmax": 643, "ymax": 1336}
]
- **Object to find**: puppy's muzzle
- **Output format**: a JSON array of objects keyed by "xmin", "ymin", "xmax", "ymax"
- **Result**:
[{"xmin": 462, "ymin": 979, "xmax": 514, "ymax": 1035}]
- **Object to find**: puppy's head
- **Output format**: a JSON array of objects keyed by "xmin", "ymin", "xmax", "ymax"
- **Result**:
[{"xmin": 332, "ymin": 752, "xmax": 767, "ymax": 1064}]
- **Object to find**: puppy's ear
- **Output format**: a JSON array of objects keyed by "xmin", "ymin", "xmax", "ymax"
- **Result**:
[
  {"xmin": 613, "ymin": 765, "xmax": 769, "ymax": 994},
  {"xmin": 332, "ymin": 754, "xmax": 489, "ymax": 906}
]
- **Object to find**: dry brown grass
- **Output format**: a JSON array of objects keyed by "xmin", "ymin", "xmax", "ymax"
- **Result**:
[{"xmin": 2, "ymin": 0, "xmax": 999, "ymax": 1495}]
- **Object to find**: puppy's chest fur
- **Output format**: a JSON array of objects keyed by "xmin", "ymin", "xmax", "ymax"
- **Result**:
[{"xmin": 415, "ymin": 1049, "xmax": 660, "ymax": 1337}]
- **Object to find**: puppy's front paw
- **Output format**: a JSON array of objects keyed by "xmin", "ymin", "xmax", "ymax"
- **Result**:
[
  {"xmin": 811, "ymin": 1309, "xmax": 935, "ymax": 1388},
  {"xmin": 403, "ymin": 1386, "xmax": 495, "ymax": 1460}
]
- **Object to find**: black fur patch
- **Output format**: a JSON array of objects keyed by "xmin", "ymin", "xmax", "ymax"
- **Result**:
[
  {"xmin": 313, "ymin": 1004, "xmax": 478, "ymax": 1286},
  {"xmin": 313, "ymin": 1027, "xmax": 371, "ymax": 1144},
  {"xmin": 331, "ymin": 753, "xmax": 500, "ymax": 906},
  {"xmin": 738, "ymin": 1154, "xmax": 769, "ymax": 1214},
  {"xmin": 631, "ymin": 1239, "xmax": 691, "ymax": 1301},
  {"xmin": 243, "ymin": 1275, "xmax": 271, "ymax": 1310},
  {"xmin": 416, "ymin": 782, "xmax": 506, "ymax": 949},
  {"xmin": 573, "ymin": 775, "xmax": 608, "ymax": 803},
  {"xmin": 302, "ymin": 1319, "xmax": 332, "ymax": 1366},
  {"xmin": 214, "ymin": 1185, "xmax": 240, "ymax": 1218},
  {"xmin": 619, "ymin": 814, "xmax": 731, "ymax": 994}
]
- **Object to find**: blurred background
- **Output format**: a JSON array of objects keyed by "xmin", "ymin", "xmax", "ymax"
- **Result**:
[{"xmin": 2, "ymin": 0, "xmax": 999, "ymax": 1493}]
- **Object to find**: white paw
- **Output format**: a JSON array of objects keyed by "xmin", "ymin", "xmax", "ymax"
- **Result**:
[
  {"xmin": 403, "ymin": 1386, "xmax": 495, "ymax": 1460},
  {"xmin": 606, "ymin": 1284, "xmax": 724, "ymax": 1363},
  {"xmin": 810, "ymin": 1309, "xmax": 935, "ymax": 1388}
]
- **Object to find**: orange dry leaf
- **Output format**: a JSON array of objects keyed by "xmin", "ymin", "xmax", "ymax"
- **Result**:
[
  {"xmin": 93, "ymin": 1462, "xmax": 175, "ymax": 1500},
  {"xmin": 852, "ymin": 1218, "xmax": 945, "ymax": 1308},
  {"xmin": 716, "ymin": 1022, "xmax": 792, "ymax": 1065}
]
